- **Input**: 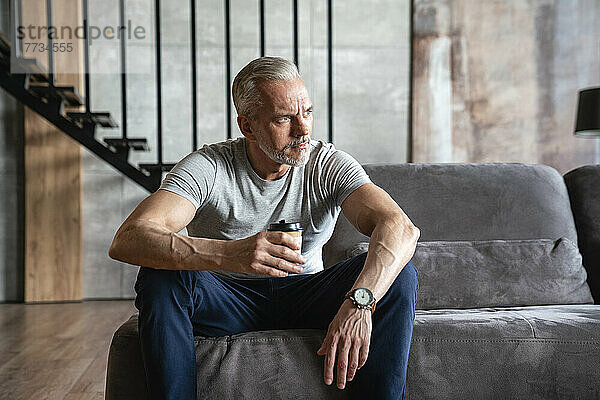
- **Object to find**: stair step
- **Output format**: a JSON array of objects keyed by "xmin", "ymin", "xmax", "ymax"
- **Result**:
[
  {"xmin": 0, "ymin": 35, "xmax": 51, "ymax": 85},
  {"xmin": 5, "ymin": 58, "xmax": 51, "ymax": 85},
  {"xmin": 30, "ymin": 85, "xmax": 84, "ymax": 106},
  {"xmin": 104, "ymin": 137, "xmax": 149, "ymax": 152},
  {"xmin": 11, "ymin": 58, "xmax": 48, "ymax": 77},
  {"xmin": 67, "ymin": 111, "xmax": 118, "ymax": 128},
  {"xmin": 138, "ymin": 163, "xmax": 177, "ymax": 173},
  {"xmin": 0, "ymin": 33, "xmax": 10, "ymax": 56}
]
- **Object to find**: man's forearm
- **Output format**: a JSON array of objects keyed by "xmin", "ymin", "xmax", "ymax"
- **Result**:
[
  {"xmin": 109, "ymin": 220, "xmax": 225, "ymax": 270},
  {"xmin": 350, "ymin": 214, "xmax": 420, "ymax": 301}
]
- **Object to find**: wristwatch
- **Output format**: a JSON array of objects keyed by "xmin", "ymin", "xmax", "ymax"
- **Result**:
[{"xmin": 344, "ymin": 288, "xmax": 377, "ymax": 313}]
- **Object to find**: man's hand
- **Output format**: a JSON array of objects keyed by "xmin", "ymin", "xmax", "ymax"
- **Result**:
[
  {"xmin": 317, "ymin": 299, "xmax": 372, "ymax": 389},
  {"xmin": 222, "ymin": 231, "xmax": 306, "ymax": 277}
]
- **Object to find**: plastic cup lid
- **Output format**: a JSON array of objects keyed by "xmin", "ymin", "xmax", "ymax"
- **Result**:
[{"xmin": 268, "ymin": 219, "xmax": 302, "ymax": 231}]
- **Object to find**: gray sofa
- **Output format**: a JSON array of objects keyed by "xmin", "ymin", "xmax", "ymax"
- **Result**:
[{"xmin": 105, "ymin": 163, "xmax": 600, "ymax": 399}]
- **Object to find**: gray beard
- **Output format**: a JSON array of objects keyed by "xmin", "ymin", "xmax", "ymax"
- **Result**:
[{"xmin": 257, "ymin": 139, "xmax": 310, "ymax": 167}]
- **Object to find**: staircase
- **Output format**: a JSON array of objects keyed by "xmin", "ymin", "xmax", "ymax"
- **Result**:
[
  {"xmin": 0, "ymin": 0, "xmax": 180, "ymax": 193},
  {"xmin": 0, "ymin": 0, "xmax": 312, "ymax": 193}
]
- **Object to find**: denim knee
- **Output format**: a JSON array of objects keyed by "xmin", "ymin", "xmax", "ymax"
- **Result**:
[
  {"xmin": 134, "ymin": 267, "xmax": 195, "ymax": 313},
  {"xmin": 382, "ymin": 261, "xmax": 418, "ymax": 307}
]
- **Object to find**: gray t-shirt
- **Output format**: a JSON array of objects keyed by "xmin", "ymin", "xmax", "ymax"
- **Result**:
[{"xmin": 159, "ymin": 137, "xmax": 371, "ymax": 279}]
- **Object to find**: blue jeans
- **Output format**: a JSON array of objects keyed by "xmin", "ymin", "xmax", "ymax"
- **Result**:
[{"xmin": 134, "ymin": 252, "xmax": 418, "ymax": 399}]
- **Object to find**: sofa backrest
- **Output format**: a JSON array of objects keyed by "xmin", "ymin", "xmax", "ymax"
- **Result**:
[{"xmin": 323, "ymin": 163, "xmax": 578, "ymax": 268}]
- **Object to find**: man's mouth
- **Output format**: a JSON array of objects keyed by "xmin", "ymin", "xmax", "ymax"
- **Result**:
[{"xmin": 290, "ymin": 140, "xmax": 309, "ymax": 149}]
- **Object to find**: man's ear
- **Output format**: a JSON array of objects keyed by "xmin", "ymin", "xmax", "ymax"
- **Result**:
[{"xmin": 237, "ymin": 115, "xmax": 257, "ymax": 142}]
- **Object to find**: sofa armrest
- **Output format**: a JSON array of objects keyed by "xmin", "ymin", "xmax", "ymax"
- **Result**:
[{"xmin": 564, "ymin": 165, "xmax": 600, "ymax": 304}]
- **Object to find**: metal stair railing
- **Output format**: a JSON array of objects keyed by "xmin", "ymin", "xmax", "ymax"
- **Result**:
[
  {"xmin": 0, "ymin": 0, "xmax": 163, "ymax": 192},
  {"xmin": 0, "ymin": 0, "xmax": 331, "ymax": 193}
]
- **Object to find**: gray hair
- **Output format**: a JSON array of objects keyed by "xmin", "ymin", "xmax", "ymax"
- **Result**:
[{"xmin": 232, "ymin": 56, "xmax": 300, "ymax": 119}]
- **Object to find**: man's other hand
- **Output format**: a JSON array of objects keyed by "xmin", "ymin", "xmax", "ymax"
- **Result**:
[
  {"xmin": 316, "ymin": 300, "xmax": 372, "ymax": 390},
  {"xmin": 222, "ymin": 231, "xmax": 306, "ymax": 277}
]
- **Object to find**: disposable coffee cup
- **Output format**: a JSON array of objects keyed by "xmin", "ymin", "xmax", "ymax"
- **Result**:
[{"xmin": 268, "ymin": 219, "xmax": 303, "ymax": 254}]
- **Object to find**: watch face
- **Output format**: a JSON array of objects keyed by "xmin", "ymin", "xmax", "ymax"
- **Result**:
[{"xmin": 354, "ymin": 288, "xmax": 372, "ymax": 306}]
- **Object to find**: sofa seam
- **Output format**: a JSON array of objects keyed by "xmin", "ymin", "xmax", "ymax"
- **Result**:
[
  {"xmin": 194, "ymin": 337, "xmax": 322, "ymax": 343},
  {"xmin": 119, "ymin": 335, "xmax": 599, "ymax": 346},
  {"xmin": 119, "ymin": 333, "xmax": 600, "ymax": 346},
  {"xmin": 412, "ymin": 338, "xmax": 599, "ymax": 345},
  {"xmin": 193, "ymin": 337, "xmax": 600, "ymax": 346}
]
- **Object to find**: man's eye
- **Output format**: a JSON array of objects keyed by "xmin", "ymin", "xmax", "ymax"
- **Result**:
[{"xmin": 278, "ymin": 116, "xmax": 291, "ymax": 122}]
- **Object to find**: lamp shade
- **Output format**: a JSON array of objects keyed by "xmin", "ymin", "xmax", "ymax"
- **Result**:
[{"xmin": 575, "ymin": 87, "xmax": 600, "ymax": 137}]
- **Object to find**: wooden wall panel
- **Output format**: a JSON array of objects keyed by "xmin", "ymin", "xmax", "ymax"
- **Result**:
[
  {"xmin": 24, "ymin": 116, "xmax": 82, "ymax": 302},
  {"xmin": 24, "ymin": 0, "xmax": 83, "ymax": 302},
  {"xmin": 412, "ymin": 0, "xmax": 599, "ymax": 172}
]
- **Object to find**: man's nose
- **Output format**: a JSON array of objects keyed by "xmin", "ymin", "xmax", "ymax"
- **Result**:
[{"xmin": 293, "ymin": 116, "xmax": 311, "ymax": 137}]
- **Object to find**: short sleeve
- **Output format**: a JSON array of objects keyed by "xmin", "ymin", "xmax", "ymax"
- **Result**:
[
  {"xmin": 158, "ymin": 150, "xmax": 217, "ymax": 210},
  {"xmin": 321, "ymin": 147, "xmax": 372, "ymax": 207}
]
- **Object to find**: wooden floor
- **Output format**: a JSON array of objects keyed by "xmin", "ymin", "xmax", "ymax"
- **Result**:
[{"xmin": 0, "ymin": 300, "xmax": 137, "ymax": 400}]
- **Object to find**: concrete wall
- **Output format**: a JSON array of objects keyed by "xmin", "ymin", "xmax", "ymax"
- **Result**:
[
  {"xmin": 412, "ymin": 0, "xmax": 599, "ymax": 172},
  {"xmin": 0, "ymin": 85, "xmax": 24, "ymax": 303},
  {"xmin": 0, "ymin": 2, "xmax": 25, "ymax": 302},
  {"xmin": 82, "ymin": 0, "xmax": 411, "ymax": 299}
]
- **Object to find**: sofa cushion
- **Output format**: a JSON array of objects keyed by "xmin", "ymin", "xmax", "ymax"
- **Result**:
[
  {"xmin": 324, "ymin": 163, "xmax": 578, "ymax": 268},
  {"xmin": 195, "ymin": 329, "xmax": 346, "ymax": 399},
  {"xmin": 106, "ymin": 314, "xmax": 347, "ymax": 400},
  {"xmin": 107, "ymin": 306, "xmax": 600, "ymax": 400},
  {"xmin": 408, "ymin": 304, "xmax": 600, "ymax": 399},
  {"xmin": 347, "ymin": 238, "xmax": 593, "ymax": 310}
]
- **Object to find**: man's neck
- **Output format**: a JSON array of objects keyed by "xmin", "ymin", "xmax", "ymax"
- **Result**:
[{"xmin": 245, "ymin": 140, "xmax": 291, "ymax": 181}]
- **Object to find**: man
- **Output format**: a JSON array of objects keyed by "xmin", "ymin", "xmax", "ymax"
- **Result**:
[{"xmin": 109, "ymin": 56, "xmax": 420, "ymax": 399}]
